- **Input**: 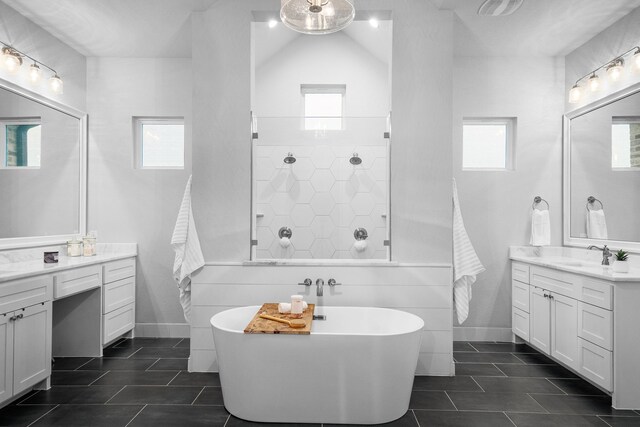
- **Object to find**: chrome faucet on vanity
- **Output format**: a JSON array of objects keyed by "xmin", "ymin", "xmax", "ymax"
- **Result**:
[
  {"xmin": 315, "ymin": 278, "xmax": 324, "ymax": 296},
  {"xmin": 588, "ymin": 244, "xmax": 612, "ymax": 265}
]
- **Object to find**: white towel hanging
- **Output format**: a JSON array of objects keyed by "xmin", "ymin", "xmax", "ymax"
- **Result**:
[
  {"xmin": 452, "ymin": 179, "xmax": 486, "ymax": 325},
  {"xmin": 171, "ymin": 175, "xmax": 205, "ymax": 322},
  {"xmin": 530, "ymin": 209, "xmax": 551, "ymax": 246}
]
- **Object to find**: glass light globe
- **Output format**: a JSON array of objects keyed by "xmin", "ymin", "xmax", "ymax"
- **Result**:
[
  {"xmin": 280, "ymin": 0, "xmax": 355, "ymax": 35},
  {"xmin": 635, "ymin": 50, "xmax": 640, "ymax": 70},
  {"xmin": 49, "ymin": 74, "xmax": 64, "ymax": 94},
  {"xmin": 2, "ymin": 47, "xmax": 22, "ymax": 74},
  {"xmin": 568, "ymin": 84, "xmax": 582, "ymax": 104},
  {"xmin": 606, "ymin": 60, "xmax": 624, "ymax": 82},
  {"xmin": 29, "ymin": 63, "xmax": 42, "ymax": 84},
  {"xmin": 588, "ymin": 74, "xmax": 600, "ymax": 92}
]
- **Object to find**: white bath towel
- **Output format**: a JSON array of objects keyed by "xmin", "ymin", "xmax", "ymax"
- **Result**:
[
  {"xmin": 586, "ymin": 209, "xmax": 608, "ymax": 239},
  {"xmin": 452, "ymin": 179, "xmax": 486, "ymax": 325},
  {"xmin": 529, "ymin": 209, "xmax": 550, "ymax": 246},
  {"xmin": 171, "ymin": 175, "xmax": 205, "ymax": 323}
]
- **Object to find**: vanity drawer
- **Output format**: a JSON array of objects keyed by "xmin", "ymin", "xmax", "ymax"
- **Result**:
[
  {"xmin": 578, "ymin": 302, "xmax": 612, "ymax": 351},
  {"xmin": 0, "ymin": 275, "xmax": 52, "ymax": 314},
  {"xmin": 103, "ymin": 277, "xmax": 135, "ymax": 314},
  {"xmin": 578, "ymin": 338, "xmax": 612, "ymax": 392},
  {"xmin": 512, "ymin": 307, "xmax": 529, "ymax": 341},
  {"xmin": 579, "ymin": 277, "xmax": 612, "ymax": 310},
  {"xmin": 103, "ymin": 258, "xmax": 136, "ymax": 284},
  {"xmin": 512, "ymin": 262, "xmax": 530, "ymax": 284},
  {"xmin": 512, "ymin": 280, "xmax": 530, "ymax": 313},
  {"xmin": 54, "ymin": 266, "xmax": 102, "ymax": 300},
  {"xmin": 531, "ymin": 266, "xmax": 577, "ymax": 299},
  {"xmin": 103, "ymin": 302, "xmax": 134, "ymax": 345}
]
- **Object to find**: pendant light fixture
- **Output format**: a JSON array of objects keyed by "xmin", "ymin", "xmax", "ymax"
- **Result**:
[
  {"xmin": 280, "ymin": 0, "xmax": 355, "ymax": 35},
  {"xmin": 0, "ymin": 40, "xmax": 64, "ymax": 95}
]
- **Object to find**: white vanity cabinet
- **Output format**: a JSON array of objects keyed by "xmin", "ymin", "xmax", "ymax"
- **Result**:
[
  {"xmin": 0, "ymin": 276, "xmax": 53, "ymax": 406},
  {"xmin": 102, "ymin": 258, "xmax": 136, "ymax": 345},
  {"xmin": 512, "ymin": 260, "xmax": 620, "ymax": 401}
]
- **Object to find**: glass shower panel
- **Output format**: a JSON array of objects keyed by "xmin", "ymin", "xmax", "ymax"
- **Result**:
[{"xmin": 251, "ymin": 116, "xmax": 389, "ymax": 261}]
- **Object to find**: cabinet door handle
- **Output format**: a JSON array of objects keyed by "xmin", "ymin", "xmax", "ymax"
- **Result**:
[
  {"xmin": 16, "ymin": 313, "xmax": 23, "ymax": 320},
  {"xmin": 549, "ymin": 294, "xmax": 554, "ymax": 300},
  {"xmin": 9, "ymin": 315, "xmax": 17, "ymax": 322},
  {"xmin": 543, "ymin": 293, "xmax": 549, "ymax": 298}
]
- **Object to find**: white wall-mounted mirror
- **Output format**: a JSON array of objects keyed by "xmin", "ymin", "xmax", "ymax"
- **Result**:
[
  {"xmin": 0, "ymin": 79, "xmax": 86, "ymax": 249},
  {"xmin": 564, "ymin": 81, "xmax": 640, "ymax": 251},
  {"xmin": 250, "ymin": 12, "xmax": 392, "ymax": 261}
]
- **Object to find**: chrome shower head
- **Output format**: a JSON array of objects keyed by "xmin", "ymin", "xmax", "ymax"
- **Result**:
[
  {"xmin": 349, "ymin": 153, "xmax": 362, "ymax": 165},
  {"xmin": 284, "ymin": 152, "xmax": 296, "ymax": 164}
]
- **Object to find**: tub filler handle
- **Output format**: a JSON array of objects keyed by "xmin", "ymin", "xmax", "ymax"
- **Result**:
[
  {"xmin": 328, "ymin": 279, "xmax": 342, "ymax": 287},
  {"xmin": 298, "ymin": 278, "xmax": 312, "ymax": 287}
]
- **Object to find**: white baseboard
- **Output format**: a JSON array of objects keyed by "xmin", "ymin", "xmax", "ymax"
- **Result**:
[
  {"xmin": 134, "ymin": 323, "xmax": 190, "ymax": 338},
  {"xmin": 453, "ymin": 326, "xmax": 513, "ymax": 342}
]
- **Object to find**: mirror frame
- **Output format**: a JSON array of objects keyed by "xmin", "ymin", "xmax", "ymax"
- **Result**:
[
  {"xmin": 563, "ymin": 80, "xmax": 640, "ymax": 253},
  {"xmin": 0, "ymin": 77, "xmax": 87, "ymax": 250}
]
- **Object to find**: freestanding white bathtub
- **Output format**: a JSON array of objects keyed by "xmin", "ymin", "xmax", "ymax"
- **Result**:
[{"xmin": 210, "ymin": 305, "xmax": 424, "ymax": 424}]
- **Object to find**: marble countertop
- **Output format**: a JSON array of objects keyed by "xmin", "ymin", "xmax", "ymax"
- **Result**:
[
  {"xmin": 0, "ymin": 243, "xmax": 137, "ymax": 283},
  {"xmin": 510, "ymin": 246, "xmax": 640, "ymax": 282}
]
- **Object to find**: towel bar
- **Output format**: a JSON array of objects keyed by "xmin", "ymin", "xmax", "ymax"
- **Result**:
[
  {"xmin": 532, "ymin": 196, "xmax": 549, "ymax": 210},
  {"xmin": 586, "ymin": 196, "xmax": 604, "ymax": 211}
]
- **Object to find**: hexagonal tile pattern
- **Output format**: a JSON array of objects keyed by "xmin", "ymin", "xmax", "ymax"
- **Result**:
[
  {"xmin": 256, "ymin": 226, "xmax": 276, "ymax": 251},
  {"xmin": 310, "ymin": 216, "xmax": 334, "ymax": 239},
  {"xmin": 271, "ymin": 193, "xmax": 295, "ymax": 216},
  {"xmin": 270, "ymin": 237, "xmax": 295, "ymax": 259},
  {"xmin": 292, "ymin": 227, "xmax": 315, "ymax": 250},
  {"xmin": 310, "ymin": 192, "xmax": 336, "ymax": 216},
  {"xmin": 256, "ymin": 181, "xmax": 275, "ymax": 203},
  {"xmin": 292, "ymin": 250, "xmax": 313, "ymax": 259},
  {"xmin": 330, "ymin": 227, "xmax": 355, "ymax": 252},
  {"xmin": 291, "ymin": 158, "xmax": 315, "ymax": 181},
  {"xmin": 291, "ymin": 205, "xmax": 314, "ymax": 227},
  {"xmin": 370, "ymin": 157, "xmax": 387, "ymax": 181},
  {"xmin": 310, "ymin": 169, "xmax": 335, "ymax": 192},
  {"xmin": 311, "ymin": 145, "xmax": 334, "ymax": 168},
  {"xmin": 256, "ymin": 204, "xmax": 275, "ymax": 226},
  {"xmin": 349, "ymin": 171, "xmax": 377, "ymax": 193},
  {"xmin": 330, "ymin": 204, "xmax": 356, "ymax": 227},
  {"xmin": 330, "ymin": 181, "xmax": 356, "ymax": 203},
  {"xmin": 289, "ymin": 180, "xmax": 315, "ymax": 204},
  {"xmin": 270, "ymin": 170, "xmax": 296, "ymax": 192},
  {"xmin": 330, "ymin": 158, "xmax": 356, "ymax": 181},
  {"xmin": 254, "ymin": 157, "xmax": 276, "ymax": 181},
  {"xmin": 310, "ymin": 239, "xmax": 335, "ymax": 259},
  {"xmin": 351, "ymin": 193, "xmax": 375, "ymax": 215}
]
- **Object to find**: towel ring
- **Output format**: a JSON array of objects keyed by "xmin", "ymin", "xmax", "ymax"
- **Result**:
[
  {"xmin": 532, "ymin": 196, "xmax": 549, "ymax": 211},
  {"xmin": 586, "ymin": 196, "xmax": 604, "ymax": 211}
]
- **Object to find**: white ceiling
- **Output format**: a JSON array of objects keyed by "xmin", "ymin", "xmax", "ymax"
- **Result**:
[{"xmin": 2, "ymin": 0, "xmax": 640, "ymax": 58}]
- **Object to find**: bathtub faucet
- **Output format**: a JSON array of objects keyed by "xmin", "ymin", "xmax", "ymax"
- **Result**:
[{"xmin": 316, "ymin": 278, "xmax": 324, "ymax": 296}]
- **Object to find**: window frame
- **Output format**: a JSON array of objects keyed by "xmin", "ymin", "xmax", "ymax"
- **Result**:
[
  {"xmin": 301, "ymin": 84, "xmax": 346, "ymax": 131},
  {"xmin": 0, "ymin": 117, "xmax": 42, "ymax": 169},
  {"xmin": 133, "ymin": 116, "xmax": 185, "ymax": 170},
  {"xmin": 462, "ymin": 117, "xmax": 516, "ymax": 171}
]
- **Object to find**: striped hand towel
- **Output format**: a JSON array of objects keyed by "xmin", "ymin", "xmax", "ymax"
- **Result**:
[
  {"xmin": 452, "ymin": 179, "xmax": 485, "ymax": 325},
  {"xmin": 171, "ymin": 175, "xmax": 205, "ymax": 322}
]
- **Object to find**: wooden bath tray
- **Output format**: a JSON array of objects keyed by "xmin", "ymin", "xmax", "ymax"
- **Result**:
[{"xmin": 244, "ymin": 303, "xmax": 315, "ymax": 335}]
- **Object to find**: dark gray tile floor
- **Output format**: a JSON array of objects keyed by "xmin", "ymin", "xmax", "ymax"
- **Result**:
[{"xmin": 2, "ymin": 339, "xmax": 639, "ymax": 426}]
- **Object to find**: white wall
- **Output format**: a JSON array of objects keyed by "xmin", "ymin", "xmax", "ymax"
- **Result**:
[
  {"xmin": 565, "ymin": 6, "xmax": 640, "ymax": 112},
  {"xmin": 87, "ymin": 57, "xmax": 193, "ymax": 333},
  {"xmin": 0, "ymin": 1, "xmax": 86, "ymax": 111},
  {"xmin": 452, "ymin": 30, "xmax": 565, "ymax": 336}
]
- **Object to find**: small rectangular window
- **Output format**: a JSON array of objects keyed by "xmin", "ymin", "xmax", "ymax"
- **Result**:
[
  {"xmin": 0, "ymin": 118, "xmax": 41, "ymax": 168},
  {"xmin": 301, "ymin": 84, "xmax": 345, "ymax": 131},
  {"xmin": 612, "ymin": 117, "xmax": 640, "ymax": 169},
  {"xmin": 462, "ymin": 118, "xmax": 516, "ymax": 170},
  {"xmin": 134, "ymin": 117, "xmax": 184, "ymax": 169}
]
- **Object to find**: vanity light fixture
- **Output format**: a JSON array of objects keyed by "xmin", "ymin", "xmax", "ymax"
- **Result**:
[
  {"xmin": 0, "ymin": 40, "xmax": 64, "ymax": 94},
  {"xmin": 369, "ymin": 18, "xmax": 379, "ymax": 28},
  {"xmin": 568, "ymin": 45, "xmax": 639, "ymax": 104},
  {"xmin": 280, "ymin": 0, "xmax": 355, "ymax": 35},
  {"xmin": 268, "ymin": 19, "xmax": 278, "ymax": 28}
]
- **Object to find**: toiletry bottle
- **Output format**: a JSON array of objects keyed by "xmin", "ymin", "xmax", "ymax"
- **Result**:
[{"xmin": 291, "ymin": 295, "xmax": 304, "ymax": 319}]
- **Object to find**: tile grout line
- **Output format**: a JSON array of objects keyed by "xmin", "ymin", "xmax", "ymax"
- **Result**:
[
  {"xmin": 87, "ymin": 370, "xmax": 111, "ymax": 386},
  {"xmin": 492, "ymin": 363, "xmax": 508, "ymax": 377},
  {"xmin": 443, "ymin": 391, "xmax": 459, "ymax": 411},
  {"xmin": 410, "ymin": 409, "xmax": 421, "ymax": 427},
  {"xmin": 104, "ymin": 385, "xmax": 127, "ymax": 405},
  {"xmin": 73, "ymin": 358, "xmax": 96, "ymax": 371},
  {"xmin": 166, "ymin": 371, "xmax": 183, "ymax": 386},
  {"xmin": 25, "ymin": 404, "xmax": 59, "ymax": 427},
  {"xmin": 124, "ymin": 404, "xmax": 147, "ymax": 427},
  {"xmin": 467, "ymin": 342, "xmax": 480, "ymax": 352},
  {"xmin": 222, "ymin": 414, "xmax": 230, "ymax": 427},
  {"xmin": 526, "ymin": 392, "xmax": 550, "ymax": 414},
  {"xmin": 469, "ymin": 376, "xmax": 486, "ymax": 392},
  {"xmin": 190, "ymin": 386, "xmax": 207, "ymax": 405},
  {"xmin": 543, "ymin": 378, "xmax": 568, "ymax": 395},
  {"xmin": 126, "ymin": 347, "xmax": 143, "ymax": 359},
  {"xmin": 145, "ymin": 358, "xmax": 161, "ymax": 371},
  {"xmin": 503, "ymin": 411, "xmax": 518, "ymax": 426}
]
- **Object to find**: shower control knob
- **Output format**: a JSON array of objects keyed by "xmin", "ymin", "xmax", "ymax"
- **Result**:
[
  {"xmin": 298, "ymin": 278, "xmax": 312, "ymax": 286},
  {"xmin": 328, "ymin": 279, "xmax": 342, "ymax": 287}
]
